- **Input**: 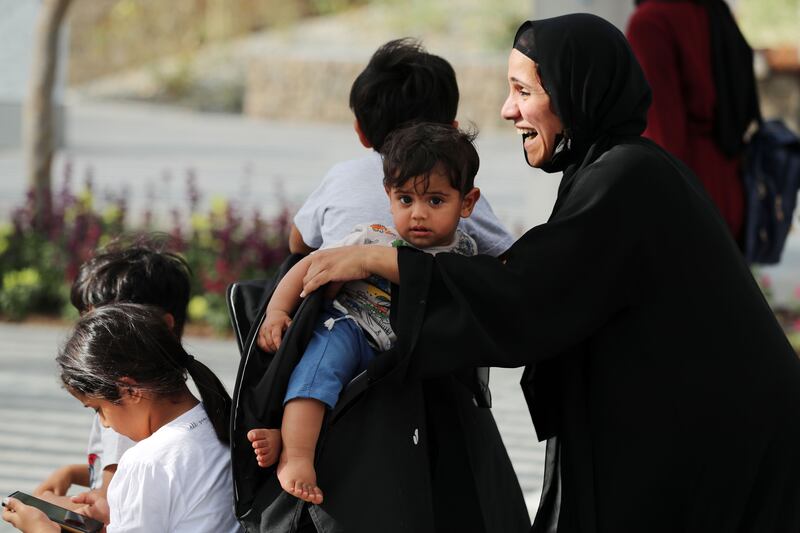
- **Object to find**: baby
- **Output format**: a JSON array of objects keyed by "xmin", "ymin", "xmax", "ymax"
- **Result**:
[{"xmin": 251, "ymin": 122, "xmax": 482, "ymax": 504}]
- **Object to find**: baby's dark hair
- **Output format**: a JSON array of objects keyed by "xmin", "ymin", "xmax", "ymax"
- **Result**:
[
  {"xmin": 57, "ymin": 303, "xmax": 232, "ymax": 443},
  {"xmin": 381, "ymin": 122, "xmax": 480, "ymax": 195},
  {"xmin": 349, "ymin": 38, "xmax": 459, "ymax": 152},
  {"xmin": 70, "ymin": 238, "xmax": 191, "ymax": 337}
]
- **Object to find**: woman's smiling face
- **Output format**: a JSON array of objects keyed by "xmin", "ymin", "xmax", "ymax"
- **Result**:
[{"xmin": 501, "ymin": 49, "xmax": 564, "ymax": 168}]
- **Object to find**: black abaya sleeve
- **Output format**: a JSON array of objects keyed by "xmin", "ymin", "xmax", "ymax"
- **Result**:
[{"xmin": 392, "ymin": 148, "xmax": 650, "ymax": 379}]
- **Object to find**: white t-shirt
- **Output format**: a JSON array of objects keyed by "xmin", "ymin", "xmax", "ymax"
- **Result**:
[
  {"xmin": 106, "ymin": 404, "xmax": 241, "ymax": 533},
  {"xmin": 293, "ymin": 151, "xmax": 515, "ymax": 257},
  {"xmin": 86, "ymin": 416, "xmax": 136, "ymax": 491}
]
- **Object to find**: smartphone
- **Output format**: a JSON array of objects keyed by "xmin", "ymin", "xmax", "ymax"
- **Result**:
[{"xmin": 3, "ymin": 491, "xmax": 104, "ymax": 533}]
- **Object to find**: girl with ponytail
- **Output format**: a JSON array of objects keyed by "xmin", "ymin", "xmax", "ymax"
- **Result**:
[{"xmin": 4, "ymin": 303, "xmax": 242, "ymax": 533}]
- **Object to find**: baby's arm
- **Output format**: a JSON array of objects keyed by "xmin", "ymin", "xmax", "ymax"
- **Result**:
[{"xmin": 257, "ymin": 256, "xmax": 313, "ymax": 352}]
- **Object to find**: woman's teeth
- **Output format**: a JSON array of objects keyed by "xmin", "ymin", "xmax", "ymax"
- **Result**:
[{"xmin": 517, "ymin": 128, "xmax": 538, "ymax": 140}]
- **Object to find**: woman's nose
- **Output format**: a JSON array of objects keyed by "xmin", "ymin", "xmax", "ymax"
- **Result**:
[{"xmin": 501, "ymin": 94, "xmax": 518, "ymax": 121}]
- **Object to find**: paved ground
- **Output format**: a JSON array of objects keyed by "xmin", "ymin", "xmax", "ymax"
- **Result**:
[{"xmin": 0, "ymin": 322, "xmax": 544, "ymax": 532}]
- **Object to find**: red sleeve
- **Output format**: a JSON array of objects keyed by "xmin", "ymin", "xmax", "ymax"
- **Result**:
[{"xmin": 626, "ymin": 7, "xmax": 689, "ymax": 163}]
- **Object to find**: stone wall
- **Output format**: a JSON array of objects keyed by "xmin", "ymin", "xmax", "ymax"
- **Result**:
[
  {"xmin": 244, "ymin": 56, "xmax": 510, "ymax": 130},
  {"xmin": 244, "ymin": 53, "xmax": 800, "ymax": 134}
]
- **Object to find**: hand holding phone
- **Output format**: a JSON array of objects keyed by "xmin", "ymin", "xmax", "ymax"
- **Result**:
[
  {"xmin": 3, "ymin": 492, "xmax": 104, "ymax": 533},
  {"xmin": 2, "ymin": 496, "xmax": 59, "ymax": 533}
]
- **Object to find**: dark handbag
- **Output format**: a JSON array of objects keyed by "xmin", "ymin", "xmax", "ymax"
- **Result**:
[
  {"xmin": 742, "ymin": 119, "xmax": 800, "ymax": 264},
  {"xmin": 225, "ymin": 255, "xmax": 496, "ymax": 532}
]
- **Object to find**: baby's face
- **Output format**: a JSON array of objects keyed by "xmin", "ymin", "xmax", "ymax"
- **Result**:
[{"xmin": 387, "ymin": 170, "xmax": 477, "ymax": 249}]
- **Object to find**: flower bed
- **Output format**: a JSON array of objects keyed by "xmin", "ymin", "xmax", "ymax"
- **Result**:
[{"xmin": 0, "ymin": 170, "xmax": 289, "ymax": 333}]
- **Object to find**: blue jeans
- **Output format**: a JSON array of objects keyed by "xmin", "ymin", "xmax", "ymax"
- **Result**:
[{"xmin": 283, "ymin": 305, "xmax": 377, "ymax": 409}]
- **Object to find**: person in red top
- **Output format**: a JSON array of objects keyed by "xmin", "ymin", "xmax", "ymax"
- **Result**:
[{"xmin": 626, "ymin": 0, "xmax": 760, "ymax": 242}]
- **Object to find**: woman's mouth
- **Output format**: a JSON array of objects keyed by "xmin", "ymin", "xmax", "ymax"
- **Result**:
[{"xmin": 517, "ymin": 127, "xmax": 538, "ymax": 141}]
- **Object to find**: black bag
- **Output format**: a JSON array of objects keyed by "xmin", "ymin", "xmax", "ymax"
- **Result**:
[
  {"xmin": 742, "ymin": 119, "xmax": 800, "ymax": 264},
  {"xmin": 225, "ymin": 257, "xmax": 510, "ymax": 533}
]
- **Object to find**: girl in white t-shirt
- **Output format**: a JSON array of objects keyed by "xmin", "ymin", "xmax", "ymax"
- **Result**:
[{"xmin": 2, "ymin": 304, "xmax": 242, "ymax": 533}]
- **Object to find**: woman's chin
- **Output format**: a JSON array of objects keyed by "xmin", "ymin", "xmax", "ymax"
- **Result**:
[{"xmin": 524, "ymin": 149, "xmax": 546, "ymax": 168}]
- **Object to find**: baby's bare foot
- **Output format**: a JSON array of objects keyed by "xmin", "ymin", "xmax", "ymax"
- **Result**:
[
  {"xmin": 277, "ymin": 452, "xmax": 323, "ymax": 504},
  {"xmin": 247, "ymin": 428, "xmax": 282, "ymax": 468}
]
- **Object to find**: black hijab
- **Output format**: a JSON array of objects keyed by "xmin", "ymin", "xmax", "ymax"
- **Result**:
[
  {"xmin": 634, "ymin": 0, "xmax": 760, "ymax": 156},
  {"xmin": 512, "ymin": 14, "xmax": 652, "ymax": 173}
]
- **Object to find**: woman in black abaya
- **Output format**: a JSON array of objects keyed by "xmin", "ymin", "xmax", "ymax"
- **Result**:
[{"xmin": 301, "ymin": 14, "xmax": 800, "ymax": 532}]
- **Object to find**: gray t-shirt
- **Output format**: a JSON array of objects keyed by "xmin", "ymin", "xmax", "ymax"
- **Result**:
[{"xmin": 293, "ymin": 152, "xmax": 515, "ymax": 257}]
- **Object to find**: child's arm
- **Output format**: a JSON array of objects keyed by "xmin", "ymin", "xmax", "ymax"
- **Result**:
[
  {"xmin": 289, "ymin": 224, "xmax": 317, "ymax": 255},
  {"xmin": 257, "ymin": 256, "xmax": 313, "ymax": 352},
  {"xmin": 97, "ymin": 466, "xmax": 116, "ymax": 497},
  {"xmin": 34, "ymin": 464, "xmax": 88, "ymax": 497}
]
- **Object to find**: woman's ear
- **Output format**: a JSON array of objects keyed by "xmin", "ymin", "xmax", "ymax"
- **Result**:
[{"xmin": 460, "ymin": 187, "xmax": 481, "ymax": 218}]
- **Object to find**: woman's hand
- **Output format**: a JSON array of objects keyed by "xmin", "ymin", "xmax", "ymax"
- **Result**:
[
  {"xmin": 301, "ymin": 246, "xmax": 399, "ymax": 297},
  {"xmin": 1, "ymin": 498, "xmax": 60, "ymax": 533},
  {"xmin": 70, "ymin": 492, "xmax": 110, "ymax": 525}
]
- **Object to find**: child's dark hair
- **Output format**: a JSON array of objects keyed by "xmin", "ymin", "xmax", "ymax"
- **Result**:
[
  {"xmin": 349, "ymin": 38, "xmax": 459, "ymax": 152},
  {"xmin": 57, "ymin": 303, "xmax": 231, "ymax": 443},
  {"xmin": 70, "ymin": 238, "xmax": 191, "ymax": 337},
  {"xmin": 381, "ymin": 122, "xmax": 480, "ymax": 195}
]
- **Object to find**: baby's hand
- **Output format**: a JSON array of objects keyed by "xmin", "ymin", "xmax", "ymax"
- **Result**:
[
  {"xmin": 247, "ymin": 428, "xmax": 282, "ymax": 468},
  {"xmin": 258, "ymin": 310, "xmax": 292, "ymax": 352}
]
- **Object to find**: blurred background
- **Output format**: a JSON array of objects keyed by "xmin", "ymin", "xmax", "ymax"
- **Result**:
[
  {"xmin": 0, "ymin": 0, "xmax": 798, "ymax": 527},
  {"xmin": 1, "ymin": 0, "xmax": 799, "ymax": 329}
]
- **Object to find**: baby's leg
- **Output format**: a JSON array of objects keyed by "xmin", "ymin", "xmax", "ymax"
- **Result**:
[
  {"xmin": 278, "ymin": 398, "xmax": 325, "ymax": 504},
  {"xmin": 278, "ymin": 307, "xmax": 376, "ymax": 504},
  {"xmin": 246, "ymin": 428, "xmax": 282, "ymax": 468}
]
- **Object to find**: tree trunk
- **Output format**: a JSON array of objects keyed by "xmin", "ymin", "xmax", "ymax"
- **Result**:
[{"xmin": 24, "ymin": 0, "xmax": 71, "ymax": 231}]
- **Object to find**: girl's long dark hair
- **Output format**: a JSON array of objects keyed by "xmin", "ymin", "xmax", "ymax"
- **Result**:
[{"xmin": 58, "ymin": 303, "xmax": 231, "ymax": 443}]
